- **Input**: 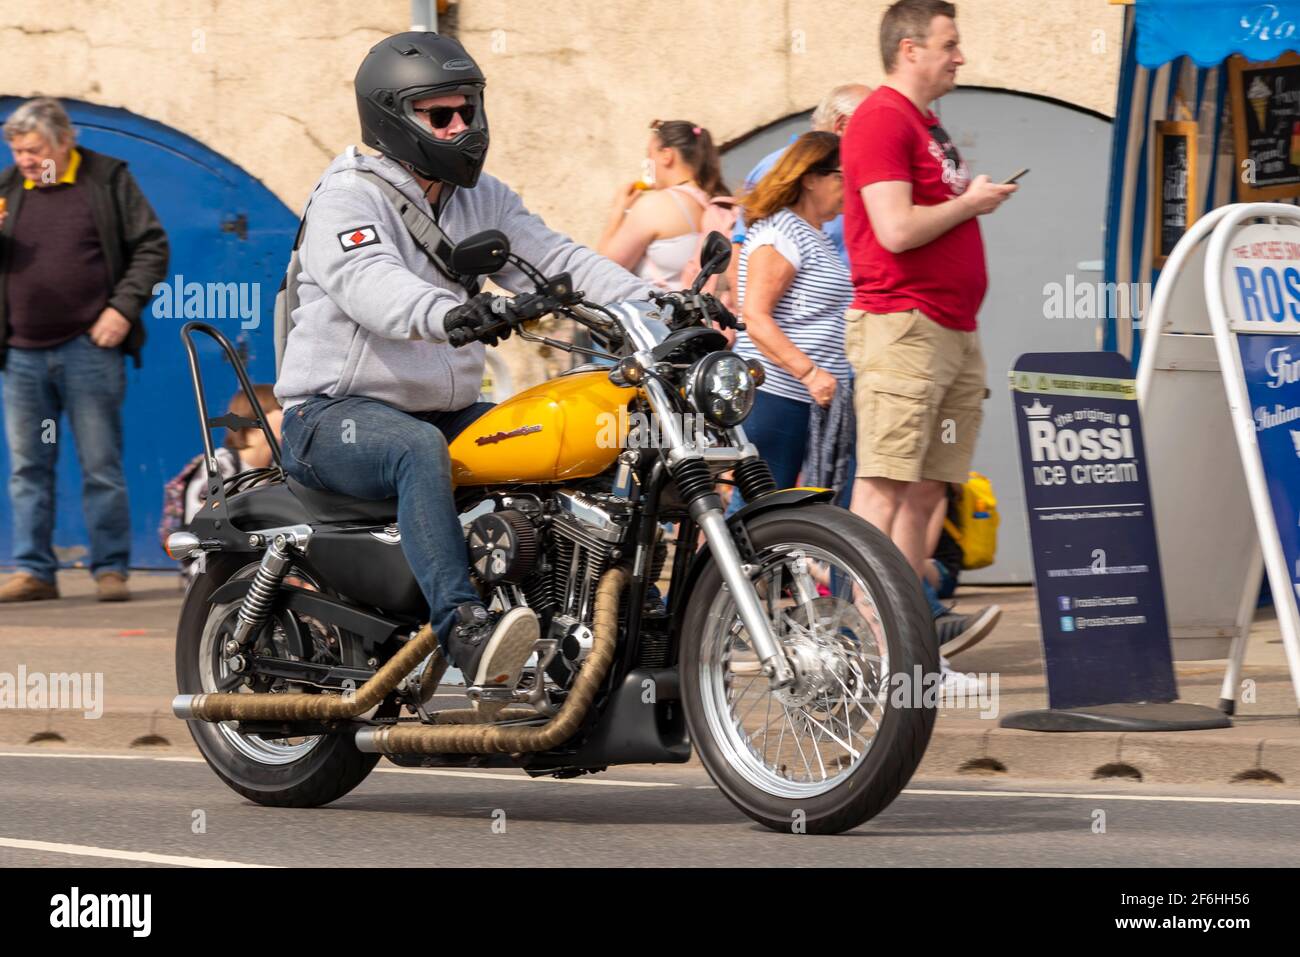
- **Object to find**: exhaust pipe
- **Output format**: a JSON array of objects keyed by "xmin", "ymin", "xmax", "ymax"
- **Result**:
[
  {"xmin": 173, "ymin": 620, "xmax": 441, "ymax": 722},
  {"xmin": 173, "ymin": 565, "xmax": 627, "ymax": 758},
  {"xmin": 355, "ymin": 566, "xmax": 625, "ymax": 755}
]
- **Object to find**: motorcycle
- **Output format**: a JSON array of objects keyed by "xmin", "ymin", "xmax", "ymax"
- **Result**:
[{"xmin": 170, "ymin": 230, "xmax": 938, "ymax": 834}]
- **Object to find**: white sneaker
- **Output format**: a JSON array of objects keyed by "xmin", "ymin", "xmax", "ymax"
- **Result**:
[{"xmin": 939, "ymin": 658, "xmax": 987, "ymax": 699}]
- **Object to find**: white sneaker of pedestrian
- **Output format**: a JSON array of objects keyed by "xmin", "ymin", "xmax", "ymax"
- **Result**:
[{"xmin": 939, "ymin": 657, "xmax": 987, "ymax": 700}]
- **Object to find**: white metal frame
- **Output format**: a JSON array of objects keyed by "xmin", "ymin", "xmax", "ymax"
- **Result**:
[{"xmin": 1140, "ymin": 202, "xmax": 1300, "ymax": 712}]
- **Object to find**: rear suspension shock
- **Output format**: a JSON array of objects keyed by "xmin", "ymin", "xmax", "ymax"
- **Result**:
[{"xmin": 231, "ymin": 534, "xmax": 296, "ymax": 647}]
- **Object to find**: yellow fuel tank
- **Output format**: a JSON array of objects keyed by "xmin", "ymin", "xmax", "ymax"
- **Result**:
[{"xmin": 449, "ymin": 370, "xmax": 636, "ymax": 486}]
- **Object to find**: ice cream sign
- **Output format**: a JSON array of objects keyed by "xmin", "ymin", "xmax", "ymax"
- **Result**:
[
  {"xmin": 1248, "ymin": 74, "xmax": 1272, "ymax": 130},
  {"xmin": 1224, "ymin": 222, "xmax": 1300, "ymax": 331}
]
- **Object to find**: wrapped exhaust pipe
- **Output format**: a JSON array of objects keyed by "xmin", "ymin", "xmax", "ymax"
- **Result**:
[
  {"xmin": 173, "ymin": 621, "xmax": 441, "ymax": 722},
  {"xmin": 173, "ymin": 565, "xmax": 627, "ymax": 757},
  {"xmin": 354, "ymin": 566, "xmax": 626, "ymax": 755}
]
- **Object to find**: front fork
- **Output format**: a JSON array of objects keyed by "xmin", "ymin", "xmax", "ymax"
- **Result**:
[
  {"xmin": 693, "ymin": 506, "xmax": 795, "ymax": 689},
  {"xmin": 641, "ymin": 378, "xmax": 794, "ymax": 689}
]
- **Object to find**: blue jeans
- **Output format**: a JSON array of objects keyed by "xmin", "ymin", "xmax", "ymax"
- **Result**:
[
  {"xmin": 280, "ymin": 395, "xmax": 493, "ymax": 650},
  {"xmin": 922, "ymin": 578, "xmax": 948, "ymax": 619},
  {"xmin": 726, "ymin": 390, "xmax": 811, "ymax": 517},
  {"xmin": 2, "ymin": 335, "xmax": 130, "ymax": 583}
]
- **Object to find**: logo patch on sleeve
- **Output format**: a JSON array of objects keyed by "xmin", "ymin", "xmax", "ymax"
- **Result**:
[{"xmin": 338, "ymin": 225, "xmax": 380, "ymax": 251}]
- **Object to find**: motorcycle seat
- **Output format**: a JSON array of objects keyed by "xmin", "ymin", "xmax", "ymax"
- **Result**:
[{"xmin": 285, "ymin": 478, "xmax": 399, "ymax": 524}]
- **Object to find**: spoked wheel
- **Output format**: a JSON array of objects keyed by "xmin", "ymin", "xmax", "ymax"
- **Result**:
[
  {"xmin": 680, "ymin": 504, "xmax": 937, "ymax": 834},
  {"xmin": 177, "ymin": 555, "xmax": 395, "ymax": 807}
]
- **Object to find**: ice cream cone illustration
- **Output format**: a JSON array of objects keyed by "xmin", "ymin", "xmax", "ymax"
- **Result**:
[{"xmin": 1248, "ymin": 76, "xmax": 1271, "ymax": 130}]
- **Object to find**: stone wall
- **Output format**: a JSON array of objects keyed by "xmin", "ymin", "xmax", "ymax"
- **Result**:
[{"xmin": 0, "ymin": 0, "xmax": 1125, "ymax": 390}]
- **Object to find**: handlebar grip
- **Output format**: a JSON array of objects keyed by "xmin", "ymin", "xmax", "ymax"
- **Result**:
[{"xmin": 447, "ymin": 325, "xmax": 474, "ymax": 347}]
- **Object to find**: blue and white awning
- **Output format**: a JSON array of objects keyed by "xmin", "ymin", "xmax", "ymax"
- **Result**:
[
  {"xmin": 1105, "ymin": 7, "xmax": 1242, "ymax": 360},
  {"xmin": 1137, "ymin": 0, "xmax": 1300, "ymax": 68}
]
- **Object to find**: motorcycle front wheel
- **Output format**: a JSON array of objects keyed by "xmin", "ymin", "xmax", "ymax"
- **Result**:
[{"xmin": 680, "ymin": 503, "xmax": 937, "ymax": 834}]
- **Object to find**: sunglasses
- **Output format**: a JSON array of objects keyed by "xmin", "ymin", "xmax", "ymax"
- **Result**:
[{"xmin": 413, "ymin": 103, "xmax": 477, "ymax": 129}]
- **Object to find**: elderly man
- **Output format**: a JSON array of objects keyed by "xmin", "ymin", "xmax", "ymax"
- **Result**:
[
  {"xmin": 0, "ymin": 97, "xmax": 169, "ymax": 602},
  {"xmin": 730, "ymin": 82, "xmax": 871, "ymax": 267}
]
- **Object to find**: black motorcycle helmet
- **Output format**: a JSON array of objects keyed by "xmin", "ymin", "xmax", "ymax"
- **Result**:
[{"xmin": 354, "ymin": 32, "xmax": 489, "ymax": 188}]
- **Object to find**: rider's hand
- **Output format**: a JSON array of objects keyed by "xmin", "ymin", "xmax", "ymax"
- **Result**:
[
  {"xmin": 700, "ymin": 293, "xmax": 739, "ymax": 330},
  {"xmin": 444, "ymin": 292, "xmax": 513, "ymax": 347},
  {"xmin": 960, "ymin": 175, "xmax": 1017, "ymax": 216}
]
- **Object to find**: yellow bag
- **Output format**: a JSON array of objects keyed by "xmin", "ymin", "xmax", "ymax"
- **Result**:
[{"xmin": 942, "ymin": 471, "xmax": 999, "ymax": 570}]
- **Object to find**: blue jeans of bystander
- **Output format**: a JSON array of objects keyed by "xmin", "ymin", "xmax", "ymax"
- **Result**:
[{"xmin": 2, "ymin": 335, "xmax": 130, "ymax": 583}]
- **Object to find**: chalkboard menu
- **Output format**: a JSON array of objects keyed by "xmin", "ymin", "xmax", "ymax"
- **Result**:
[
  {"xmin": 1153, "ymin": 120, "xmax": 1197, "ymax": 267},
  {"xmin": 1229, "ymin": 53, "xmax": 1300, "ymax": 201}
]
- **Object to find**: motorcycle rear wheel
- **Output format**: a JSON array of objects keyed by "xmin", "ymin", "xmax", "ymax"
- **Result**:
[
  {"xmin": 176, "ymin": 554, "xmax": 393, "ymax": 808},
  {"xmin": 680, "ymin": 504, "xmax": 937, "ymax": 834}
]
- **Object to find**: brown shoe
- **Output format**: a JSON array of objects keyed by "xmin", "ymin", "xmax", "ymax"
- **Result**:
[
  {"xmin": 95, "ymin": 571, "xmax": 130, "ymax": 602},
  {"xmin": 0, "ymin": 572, "xmax": 59, "ymax": 602}
]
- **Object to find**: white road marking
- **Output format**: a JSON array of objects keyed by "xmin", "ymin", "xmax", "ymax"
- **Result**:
[
  {"xmin": 0, "ymin": 836, "xmax": 275, "ymax": 868},
  {"xmin": 0, "ymin": 750, "xmax": 197, "ymax": 761},
  {"xmin": 904, "ymin": 787, "xmax": 1300, "ymax": 806}
]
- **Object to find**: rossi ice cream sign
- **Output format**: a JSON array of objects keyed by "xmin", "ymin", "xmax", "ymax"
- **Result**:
[
  {"xmin": 1224, "ymin": 222, "xmax": 1300, "ymax": 610},
  {"xmin": 1010, "ymin": 352, "xmax": 1177, "ymax": 710},
  {"xmin": 1238, "ymin": 334, "xmax": 1300, "ymax": 609},
  {"xmin": 1225, "ymin": 223, "xmax": 1300, "ymax": 333}
]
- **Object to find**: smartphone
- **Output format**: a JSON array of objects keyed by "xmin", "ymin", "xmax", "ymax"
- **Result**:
[{"xmin": 1002, "ymin": 168, "xmax": 1029, "ymax": 185}]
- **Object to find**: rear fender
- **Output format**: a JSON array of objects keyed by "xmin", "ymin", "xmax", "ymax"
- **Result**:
[{"xmin": 208, "ymin": 579, "xmax": 408, "ymax": 657}]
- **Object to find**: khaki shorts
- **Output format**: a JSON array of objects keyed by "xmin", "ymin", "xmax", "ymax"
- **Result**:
[{"xmin": 844, "ymin": 308, "xmax": 986, "ymax": 485}]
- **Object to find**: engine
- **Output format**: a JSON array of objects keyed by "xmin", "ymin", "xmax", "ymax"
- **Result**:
[{"xmin": 466, "ymin": 487, "xmax": 652, "ymax": 670}]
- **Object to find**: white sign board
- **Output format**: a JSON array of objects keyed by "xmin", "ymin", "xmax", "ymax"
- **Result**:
[{"xmin": 1139, "ymin": 205, "xmax": 1300, "ymax": 713}]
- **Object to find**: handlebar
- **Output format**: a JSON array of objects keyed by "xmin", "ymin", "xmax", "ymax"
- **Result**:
[
  {"xmin": 445, "ymin": 279, "xmax": 737, "ymax": 350},
  {"xmin": 649, "ymin": 289, "xmax": 742, "ymax": 332},
  {"xmin": 446, "ymin": 274, "xmax": 612, "ymax": 348}
]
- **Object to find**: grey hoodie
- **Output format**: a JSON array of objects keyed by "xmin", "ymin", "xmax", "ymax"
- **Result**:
[{"xmin": 275, "ymin": 147, "xmax": 650, "ymax": 412}]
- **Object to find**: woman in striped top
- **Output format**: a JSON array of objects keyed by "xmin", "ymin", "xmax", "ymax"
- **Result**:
[{"xmin": 731, "ymin": 131, "xmax": 852, "ymax": 496}]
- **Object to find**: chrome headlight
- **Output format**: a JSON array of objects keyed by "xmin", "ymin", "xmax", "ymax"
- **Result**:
[{"xmin": 686, "ymin": 351, "xmax": 758, "ymax": 427}]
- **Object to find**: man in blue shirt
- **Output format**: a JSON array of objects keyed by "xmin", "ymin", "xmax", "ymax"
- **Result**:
[{"xmin": 731, "ymin": 83, "xmax": 870, "ymax": 265}]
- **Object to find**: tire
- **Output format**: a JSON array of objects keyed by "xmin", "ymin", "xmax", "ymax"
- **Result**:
[
  {"xmin": 176, "ymin": 554, "xmax": 390, "ymax": 808},
  {"xmin": 679, "ymin": 503, "xmax": 937, "ymax": 834}
]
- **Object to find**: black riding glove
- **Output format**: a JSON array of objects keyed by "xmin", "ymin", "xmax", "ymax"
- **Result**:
[
  {"xmin": 444, "ymin": 292, "xmax": 514, "ymax": 347},
  {"xmin": 700, "ymin": 293, "xmax": 740, "ymax": 330}
]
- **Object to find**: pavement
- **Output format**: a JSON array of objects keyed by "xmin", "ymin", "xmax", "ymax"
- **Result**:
[{"xmin": 1, "ymin": 569, "xmax": 1298, "ymax": 790}]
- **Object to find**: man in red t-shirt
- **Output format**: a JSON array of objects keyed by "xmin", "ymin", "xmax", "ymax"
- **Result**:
[{"xmin": 841, "ymin": 0, "xmax": 1014, "ymax": 657}]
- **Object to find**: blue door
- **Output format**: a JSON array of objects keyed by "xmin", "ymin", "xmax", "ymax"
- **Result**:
[{"xmin": 0, "ymin": 98, "xmax": 298, "ymax": 569}]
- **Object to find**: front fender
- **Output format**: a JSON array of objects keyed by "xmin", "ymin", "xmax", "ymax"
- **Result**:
[{"xmin": 727, "ymin": 486, "xmax": 835, "ymax": 526}]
